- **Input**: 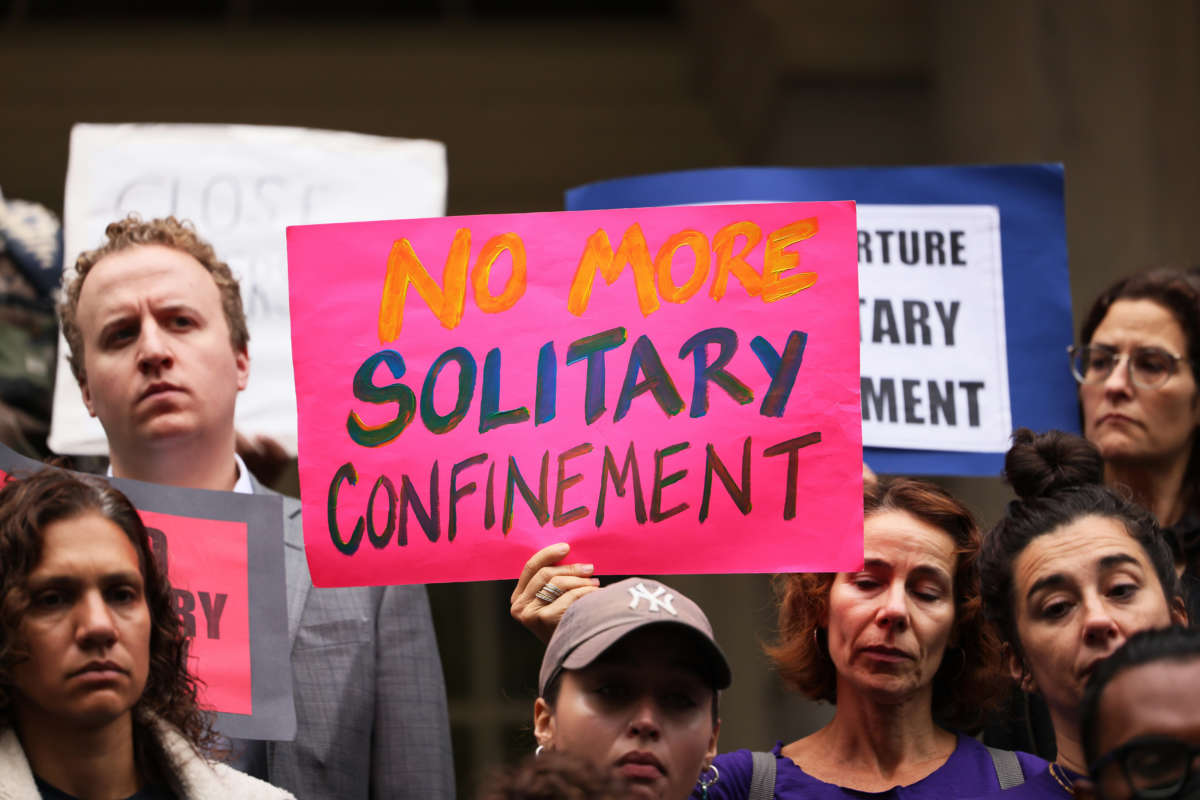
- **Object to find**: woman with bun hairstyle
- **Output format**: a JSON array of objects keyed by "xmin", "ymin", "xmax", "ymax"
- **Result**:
[
  {"xmin": 1072, "ymin": 269, "xmax": 1200, "ymax": 619},
  {"xmin": 0, "ymin": 468, "xmax": 293, "ymax": 800},
  {"xmin": 977, "ymin": 429, "xmax": 1189, "ymax": 798}
]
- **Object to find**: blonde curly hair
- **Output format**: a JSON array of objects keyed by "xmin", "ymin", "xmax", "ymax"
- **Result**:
[{"xmin": 59, "ymin": 215, "xmax": 249, "ymax": 386}]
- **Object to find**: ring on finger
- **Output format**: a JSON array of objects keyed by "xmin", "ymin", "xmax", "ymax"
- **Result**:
[{"xmin": 534, "ymin": 583, "xmax": 564, "ymax": 603}]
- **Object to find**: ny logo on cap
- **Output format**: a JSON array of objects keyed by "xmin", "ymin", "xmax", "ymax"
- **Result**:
[{"xmin": 628, "ymin": 582, "xmax": 676, "ymax": 614}]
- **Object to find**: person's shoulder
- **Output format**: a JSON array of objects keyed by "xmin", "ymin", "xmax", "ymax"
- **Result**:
[
  {"xmin": 956, "ymin": 746, "xmax": 1059, "ymax": 799},
  {"xmin": 0, "ymin": 727, "xmax": 38, "ymax": 793},
  {"xmin": 1014, "ymin": 749, "xmax": 1051, "ymax": 779},
  {"xmin": 952, "ymin": 732, "xmax": 1030, "ymax": 767},
  {"xmin": 954, "ymin": 734, "xmax": 1050, "ymax": 778},
  {"xmin": 149, "ymin": 717, "xmax": 296, "ymax": 799},
  {"xmin": 697, "ymin": 749, "xmax": 754, "ymax": 799},
  {"xmin": 209, "ymin": 762, "xmax": 298, "ymax": 799},
  {"xmin": 967, "ymin": 767, "xmax": 1063, "ymax": 798},
  {"xmin": 953, "ymin": 732, "xmax": 991, "ymax": 755}
]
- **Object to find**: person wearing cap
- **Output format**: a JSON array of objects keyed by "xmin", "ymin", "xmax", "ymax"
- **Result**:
[{"xmin": 533, "ymin": 576, "xmax": 728, "ymax": 800}]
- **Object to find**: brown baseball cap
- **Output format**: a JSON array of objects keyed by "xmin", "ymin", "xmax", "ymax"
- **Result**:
[{"xmin": 538, "ymin": 577, "xmax": 732, "ymax": 696}]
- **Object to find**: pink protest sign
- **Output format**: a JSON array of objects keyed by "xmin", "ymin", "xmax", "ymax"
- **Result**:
[
  {"xmin": 287, "ymin": 202, "xmax": 862, "ymax": 586},
  {"xmin": 140, "ymin": 511, "xmax": 252, "ymax": 715}
]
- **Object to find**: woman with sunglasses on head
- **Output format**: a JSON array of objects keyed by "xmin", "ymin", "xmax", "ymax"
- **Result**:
[
  {"xmin": 975, "ymin": 429, "xmax": 1189, "ymax": 798},
  {"xmin": 1070, "ymin": 269, "xmax": 1200, "ymax": 622},
  {"xmin": 0, "ymin": 468, "xmax": 293, "ymax": 800}
]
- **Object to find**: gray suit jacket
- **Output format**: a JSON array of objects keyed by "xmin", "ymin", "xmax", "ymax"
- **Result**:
[{"xmin": 250, "ymin": 475, "xmax": 455, "ymax": 798}]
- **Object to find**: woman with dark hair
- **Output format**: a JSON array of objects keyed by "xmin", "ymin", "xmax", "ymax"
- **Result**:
[
  {"xmin": 698, "ymin": 477, "xmax": 1032, "ymax": 798},
  {"xmin": 0, "ymin": 468, "xmax": 292, "ymax": 799},
  {"xmin": 532, "ymin": 577, "xmax": 728, "ymax": 800},
  {"xmin": 1072, "ymin": 269, "xmax": 1200, "ymax": 619},
  {"xmin": 977, "ymin": 429, "xmax": 1189, "ymax": 798}
]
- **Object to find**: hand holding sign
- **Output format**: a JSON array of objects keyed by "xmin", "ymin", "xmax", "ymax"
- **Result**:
[{"xmin": 510, "ymin": 542, "xmax": 601, "ymax": 644}]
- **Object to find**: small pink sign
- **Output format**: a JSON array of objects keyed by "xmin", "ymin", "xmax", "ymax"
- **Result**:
[
  {"xmin": 287, "ymin": 202, "xmax": 863, "ymax": 585},
  {"xmin": 141, "ymin": 511, "xmax": 251, "ymax": 715}
]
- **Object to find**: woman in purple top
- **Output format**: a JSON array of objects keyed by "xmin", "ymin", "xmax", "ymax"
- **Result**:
[
  {"xmin": 700, "ymin": 477, "xmax": 1044, "ymax": 799},
  {"xmin": 972, "ymin": 430, "xmax": 1189, "ymax": 798}
]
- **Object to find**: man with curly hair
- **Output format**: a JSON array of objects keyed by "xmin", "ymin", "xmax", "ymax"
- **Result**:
[{"xmin": 58, "ymin": 215, "xmax": 455, "ymax": 798}]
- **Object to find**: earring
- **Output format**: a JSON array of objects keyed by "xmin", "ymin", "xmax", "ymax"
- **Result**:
[
  {"xmin": 696, "ymin": 763, "xmax": 719, "ymax": 799},
  {"xmin": 534, "ymin": 744, "xmax": 544, "ymax": 758}
]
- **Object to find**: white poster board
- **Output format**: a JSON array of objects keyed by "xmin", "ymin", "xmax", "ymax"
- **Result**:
[
  {"xmin": 857, "ymin": 204, "xmax": 1011, "ymax": 452},
  {"xmin": 50, "ymin": 123, "xmax": 447, "ymax": 456}
]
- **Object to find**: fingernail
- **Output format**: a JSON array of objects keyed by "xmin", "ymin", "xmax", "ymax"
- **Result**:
[{"xmin": 579, "ymin": 563, "xmax": 594, "ymax": 574}]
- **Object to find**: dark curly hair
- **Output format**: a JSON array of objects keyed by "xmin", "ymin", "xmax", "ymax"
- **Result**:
[
  {"xmin": 766, "ymin": 477, "xmax": 1007, "ymax": 731},
  {"xmin": 980, "ymin": 428, "xmax": 1181, "ymax": 657},
  {"xmin": 59, "ymin": 214, "xmax": 249, "ymax": 387},
  {"xmin": 0, "ymin": 468, "xmax": 215, "ymax": 753}
]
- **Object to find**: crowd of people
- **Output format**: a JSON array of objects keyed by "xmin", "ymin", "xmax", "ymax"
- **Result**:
[{"xmin": 0, "ymin": 213, "xmax": 1197, "ymax": 799}]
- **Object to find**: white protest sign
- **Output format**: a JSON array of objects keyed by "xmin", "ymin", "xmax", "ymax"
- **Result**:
[
  {"xmin": 857, "ymin": 204, "xmax": 1011, "ymax": 452},
  {"xmin": 51, "ymin": 123, "xmax": 446, "ymax": 456}
]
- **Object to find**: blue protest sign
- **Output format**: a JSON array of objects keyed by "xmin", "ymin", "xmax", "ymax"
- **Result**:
[{"xmin": 567, "ymin": 164, "xmax": 1076, "ymax": 476}]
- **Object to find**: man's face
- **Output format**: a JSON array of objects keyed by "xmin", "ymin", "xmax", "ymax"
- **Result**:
[
  {"xmin": 74, "ymin": 244, "xmax": 249, "ymax": 458},
  {"xmin": 1088, "ymin": 658, "xmax": 1200, "ymax": 800}
]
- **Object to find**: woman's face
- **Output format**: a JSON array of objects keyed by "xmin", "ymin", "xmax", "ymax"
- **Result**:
[
  {"xmin": 1010, "ymin": 515, "xmax": 1185, "ymax": 724},
  {"xmin": 10, "ymin": 512, "xmax": 151, "ymax": 731},
  {"xmin": 1081, "ymin": 298, "xmax": 1200, "ymax": 470},
  {"xmin": 534, "ymin": 626, "xmax": 719, "ymax": 800},
  {"xmin": 825, "ymin": 510, "xmax": 958, "ymax": 704}
]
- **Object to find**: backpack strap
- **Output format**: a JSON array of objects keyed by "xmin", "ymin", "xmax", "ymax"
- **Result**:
[
  {"xmin": 748, "ymin": 750, "xmax": 777, "ymax": 800},
  {"xmin": 986, "ymin": 745, "xmax": 1026, "ymax": 790}
]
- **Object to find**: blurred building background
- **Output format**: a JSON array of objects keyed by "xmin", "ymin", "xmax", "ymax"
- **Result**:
[{"xmin": 2, "ymin": 0, "xmax": 1198, "ymax": 795}]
